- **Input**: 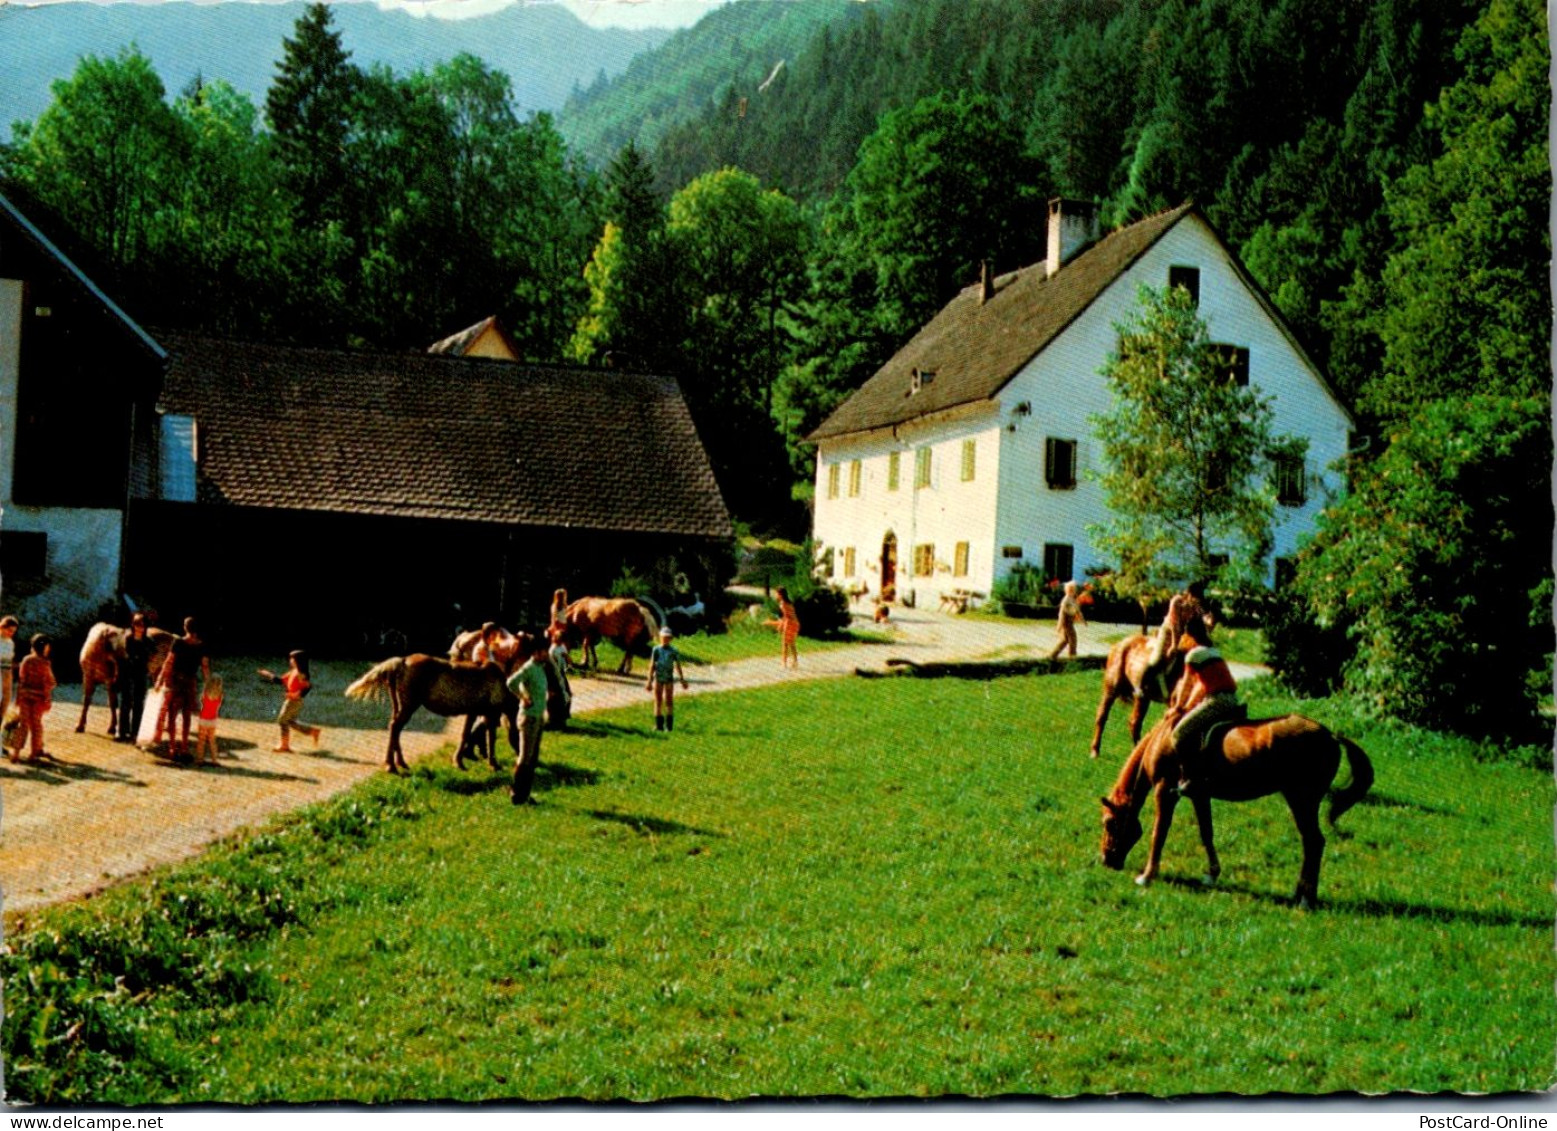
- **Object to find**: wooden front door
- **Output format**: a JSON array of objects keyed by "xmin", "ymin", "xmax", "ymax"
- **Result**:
[{"xmin": 881, "ymin": 532, "xmax": 897, "ymax": 601}]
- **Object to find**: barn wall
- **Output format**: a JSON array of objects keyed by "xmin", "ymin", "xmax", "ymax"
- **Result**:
[{"xmin": 123, "ymin": 502, "xmax": 732, "ymax": 654}]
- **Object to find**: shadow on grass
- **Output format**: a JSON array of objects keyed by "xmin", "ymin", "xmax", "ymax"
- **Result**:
[
  {"xmin": 1158, "ymin": 873, "xmax": 1548, "ymax": 928},
  {"xmin": 1357, "ymin": 790, "xmax": 1455, "ymax": 817},
  {"xmin": 584, "ymin": 808, "xmax": 725, "ymax": 838},
  {"xmin": 431, "ymin": 760, "xmax": 602, "ymax": 797},
  {"xmin": 563, "ymin": 720, "xmax": 649, "ymax": 741}
]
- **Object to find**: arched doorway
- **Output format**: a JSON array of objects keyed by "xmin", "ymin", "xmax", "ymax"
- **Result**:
[{"xmin": 880, "ymin": 532, "xmax": 897, "ymax": 602}]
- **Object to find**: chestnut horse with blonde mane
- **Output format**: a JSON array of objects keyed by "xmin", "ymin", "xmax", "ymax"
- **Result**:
[
  {"xmin": 344, "ymin": 654, "xmax": 518, "ymax": 774},
  {"xmin": 560, "ymin": 597, "xmax": 658, "ymax": 675},
  {"xmin": 1089, "ymin": 611, "xmax": 1211, "ymax": 758},
  {"xmin": 1099, "ymin": 693, "xmax": 1373, "ymax": 908}
]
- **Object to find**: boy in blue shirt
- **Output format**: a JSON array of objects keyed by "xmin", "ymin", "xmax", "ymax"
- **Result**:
[{"xmin": 646, "ymin": 627, "xmax": 688, "ymax": 732}]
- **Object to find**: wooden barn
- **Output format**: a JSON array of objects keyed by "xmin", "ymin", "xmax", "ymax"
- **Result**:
[{"xmin": 132, "ymin": 333, "xmax": 733, "ymax": 652}]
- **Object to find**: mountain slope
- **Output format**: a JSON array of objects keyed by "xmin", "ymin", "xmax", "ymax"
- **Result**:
[
  {"xmin": 556, "ymin": 0, "xmax": 864, "ymax": 169},
  {"xmin": 0, "ymin": 0, "xmax": 670, "ymax": 135}
]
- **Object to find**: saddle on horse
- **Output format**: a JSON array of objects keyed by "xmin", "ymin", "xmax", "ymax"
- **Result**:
[{"xmin": 1171, "ymin": 695, "xmax": 1247, "ymax": 795}]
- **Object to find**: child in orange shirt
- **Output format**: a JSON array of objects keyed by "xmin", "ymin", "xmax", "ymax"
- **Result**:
[
  {"xmin": 14, "ymin": 634, "xmax": 55, "ymax": 763},
  {"xmin": 259, "ymin": 651, "xmax": 322, "ymax": 752}
]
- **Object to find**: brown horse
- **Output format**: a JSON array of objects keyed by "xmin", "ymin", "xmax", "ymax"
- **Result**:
[
  {"xmin": 446, "ymin": 625, "xmax": 535, "ymax": 674},
  {"xmin": 1089, "ymin": 612, "xmax": 1211, "ymax": 758},
  {"xmin": 560, "ymin": 597, "xmax": 658, "ymax": 675},
  {"xmin": 76, "ymin": 622, "xmax": 176, "ymax": 736},
  {"xmin": 1099, "ymin": 707, "xmax": 1374, "ymax": 908},
  {"xmin": 344, "ymin": 654, "xmax": 518, "ymax": 773}
]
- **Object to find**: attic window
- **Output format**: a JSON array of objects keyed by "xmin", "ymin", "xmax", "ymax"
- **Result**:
[
  {"xmin": 911, "ymin": 368, "xmax": 936, "ymax": 395},
  {"xmin": 1169, "ymin": 265, "xmax": 1200, "ymax": 307},
  {"xmin": 1207, "ymin": 343, "xmax": 1250, "ymax": 387}
]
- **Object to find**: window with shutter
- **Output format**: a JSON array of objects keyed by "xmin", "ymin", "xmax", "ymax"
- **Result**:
[{"xmin": 1045, "ymin": 437, "xmax": 1077, "ymax": 489}]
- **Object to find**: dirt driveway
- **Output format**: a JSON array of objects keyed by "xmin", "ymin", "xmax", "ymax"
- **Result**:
[{"xmin": 0, "ymin": 610, "xmax": 1137, "ymax": 918}]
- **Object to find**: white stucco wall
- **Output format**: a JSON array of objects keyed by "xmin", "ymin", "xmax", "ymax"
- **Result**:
[
  {"xmin": 812, "ymin": 403, "xmax": 1003, "ymax": 606},
  {"xmin": 0, "ymin": 277, "xmax": 123, "ymax": 630},
  {"xmin": 813, "ymin": 212, "xmax": 1353, "ymax": 600},
  {"xmin": 992, "ymin": 214, "xmax": 1352, "ymax": 586}
]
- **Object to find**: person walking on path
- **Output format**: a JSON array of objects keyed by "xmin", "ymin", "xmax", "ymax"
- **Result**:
[
  {"xmin": 646, "ymin": 626, "xmax": 688, "ymax": 732},
  {"xmin": 157, "ymin": 617, "xmax": 210, "ymax": 761},
  {"xmin": 118, "ymin": 613, "xmax": 153, "ymax": 745},
  {"xmin": 13, "ymin": 633, "xmax": 55, "ymax": 763},
  {"xmin": 769, "ymin": 586, "xmax": 802, "ymax": 670},
  {"xmin": 507, "ymin": 637, "xmax": 551, "ymax": 805},
  {"xmin": 1048, "ymin": 580, "xmax": 1088, "ymax": 660},
  {"xmin": 259, "ymin": 650, "xmax": 323, "ymax": 752},
  {"xmin": 0, "ymin": 615, "xmax": 19, "ymax": 721},
  {"xmin": 194, "ymin": 672, "xmax": 224, "ymax": 766}
]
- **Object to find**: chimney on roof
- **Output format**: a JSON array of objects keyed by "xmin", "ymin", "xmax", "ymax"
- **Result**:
[
  {"xmin": 1046, "ymin": 198, "xmax": 1100, "ymax": 278},
  {"xmin": 979, "ymin": 259, "xmax": 993, "ymax": 305}
]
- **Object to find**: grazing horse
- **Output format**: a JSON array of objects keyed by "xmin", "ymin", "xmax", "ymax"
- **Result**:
[
  {"xmin": 344, "ymin": 654, "xmax": 518, "ymax": 773},
  {"xmin": 560, "ymin": 597, "xmax": 658, "ymax": 675},
  {"xmin": 76, "ymin": 622, "xmax": 175, "ymax": 736},
  {"xmin": 1089, "ymin": 612, "xmax": 1211, "ymax": 758},
  {"xmin": 1098, "ymin": 707, "xmax": 1374, "ymax": 908}
]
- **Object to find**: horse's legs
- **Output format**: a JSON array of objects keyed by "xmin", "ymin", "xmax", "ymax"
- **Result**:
[
  {"xmin": 76, "ymin": 674, "xmax": 96, "ymax": 733},
  {"xmin": 1135, "ymin": 781, "xmax": 1179, "ymax": 887},
  {"xmin": 1189, "ymin": 794, "xmax": 1221, "ymax": 885},
  {"xmin": 1285, "ymin": 792, "xmax": 1327, "ymax": 909},
  {"xmin": 1127, "ymin": 694, "xmax": 1150, "ymax": 747},
  {"xmin": 455, "ymin": 714, "xmax": 477, "ymax": 770},
  {"xmin": 1090, "ymin": 685, "xmax": 1119, "ymax": 758},
  {"xmin": 388, "ymin": 704, "xmax": 416, "ymax": 773},
  {"xmin": 105, "ymin": 680, "xmax": 119, "ymax": 737},
  {"xmin": 484, "ymin": 711, "xmax": 500, "ymax": 769}
]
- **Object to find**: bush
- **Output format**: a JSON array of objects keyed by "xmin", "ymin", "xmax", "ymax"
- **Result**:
[
  {"xmin": 1297, "ymin": 395, "xmax": 1552, "ymax": 739},
  {"xmin": 1259, "ymin": 586, "xmax": 1353, "ymax": 699},
  {"xmin": 793, "ymin": 586, "xmax": 852, "ymax": 639}
]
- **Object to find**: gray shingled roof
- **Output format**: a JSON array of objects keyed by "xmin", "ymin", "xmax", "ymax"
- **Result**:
[
  {"xmin": 157, "ymin": 333, "xmax": 732, "ymax": 540},
  {"xmin": 808, "ymin": 203, "xmax": 1196, "ymax": 441}
]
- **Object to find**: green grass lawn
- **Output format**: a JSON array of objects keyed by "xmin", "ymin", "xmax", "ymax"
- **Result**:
[
  {"xmin": 594, "ymin": 616, "xmax": 891, "ymax": 668},
  {"xmin": 5, "ymin": 672, "xmax": 1551, "ymax": 1102}
]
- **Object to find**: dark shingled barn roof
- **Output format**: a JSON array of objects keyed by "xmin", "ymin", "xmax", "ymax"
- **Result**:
[
  {"xmin": 157, "ymin": 333, "xmax": 732, "ymax": 539},
  {"xmin": 808, "ymin": 203, "xmax": 1197, "ymax": 441}
]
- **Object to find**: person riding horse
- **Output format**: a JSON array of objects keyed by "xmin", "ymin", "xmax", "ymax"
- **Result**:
[{"xmin": 1163, "ymin": 632, "xmax": 1245, "ymax": 797}]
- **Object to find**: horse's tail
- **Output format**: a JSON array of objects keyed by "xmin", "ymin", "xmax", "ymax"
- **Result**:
[
  {"xmin": 1327, "ymin": 735, "xmax": 1374, "ymax": 829},
  {"xmin": 637, "ymin": 602, "xmax": 659, "ymax": 654},
  {"xmin": 345, "ymin": 657, "xmax": 406, "ymax": 702}
]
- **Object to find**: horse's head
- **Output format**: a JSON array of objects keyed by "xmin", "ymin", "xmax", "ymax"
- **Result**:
[{"xmin": 1099, "ymin": 795, "xmax": 1142, "ymax": 870}]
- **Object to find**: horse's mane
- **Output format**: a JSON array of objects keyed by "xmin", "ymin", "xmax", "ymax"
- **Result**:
[{"xmin": 1107, "ymin": 738, "xmax": 1150, "ymax": 806}]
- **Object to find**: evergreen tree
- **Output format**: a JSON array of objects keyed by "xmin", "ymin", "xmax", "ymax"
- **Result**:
[{"xmin": 265, "ymin": 2, "xmax": 360, "ymax": 227}]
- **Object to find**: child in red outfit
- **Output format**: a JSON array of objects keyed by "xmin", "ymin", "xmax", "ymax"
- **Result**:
[
  {"xmin": 259, "ymin": 651, "xmax": 322, "ymax": 752},
  {"xmin": 13, "ymin": 634, "xmax": 55, "ymax": 763},
  {"xmin": 194, "ymin": 672, "xmax": 224, "ymax": 766}
]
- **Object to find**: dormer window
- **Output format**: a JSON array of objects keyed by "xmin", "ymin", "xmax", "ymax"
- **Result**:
[{"xmin": 911, "ymin": 368, "xmax": 936, "ymax": 394}]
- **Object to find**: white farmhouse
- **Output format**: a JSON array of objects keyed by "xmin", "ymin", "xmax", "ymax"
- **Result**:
[{"xmin": 808, "ymin": 200, "xmax": 1354, "ymax": 608}]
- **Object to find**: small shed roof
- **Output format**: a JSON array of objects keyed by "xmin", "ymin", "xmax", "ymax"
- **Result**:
[
  {"xmin": 427, "ymin": 315, "xmax": 519, "ymax": 360},
  {"xmin": 157, "ymin": 333, "xmax": 732, "ymax": 540}
]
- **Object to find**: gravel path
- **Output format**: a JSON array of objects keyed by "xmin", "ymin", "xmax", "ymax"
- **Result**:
[{"xmin": 0, "ymin": 611, "xmax": 1245, "ymax": 917}]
